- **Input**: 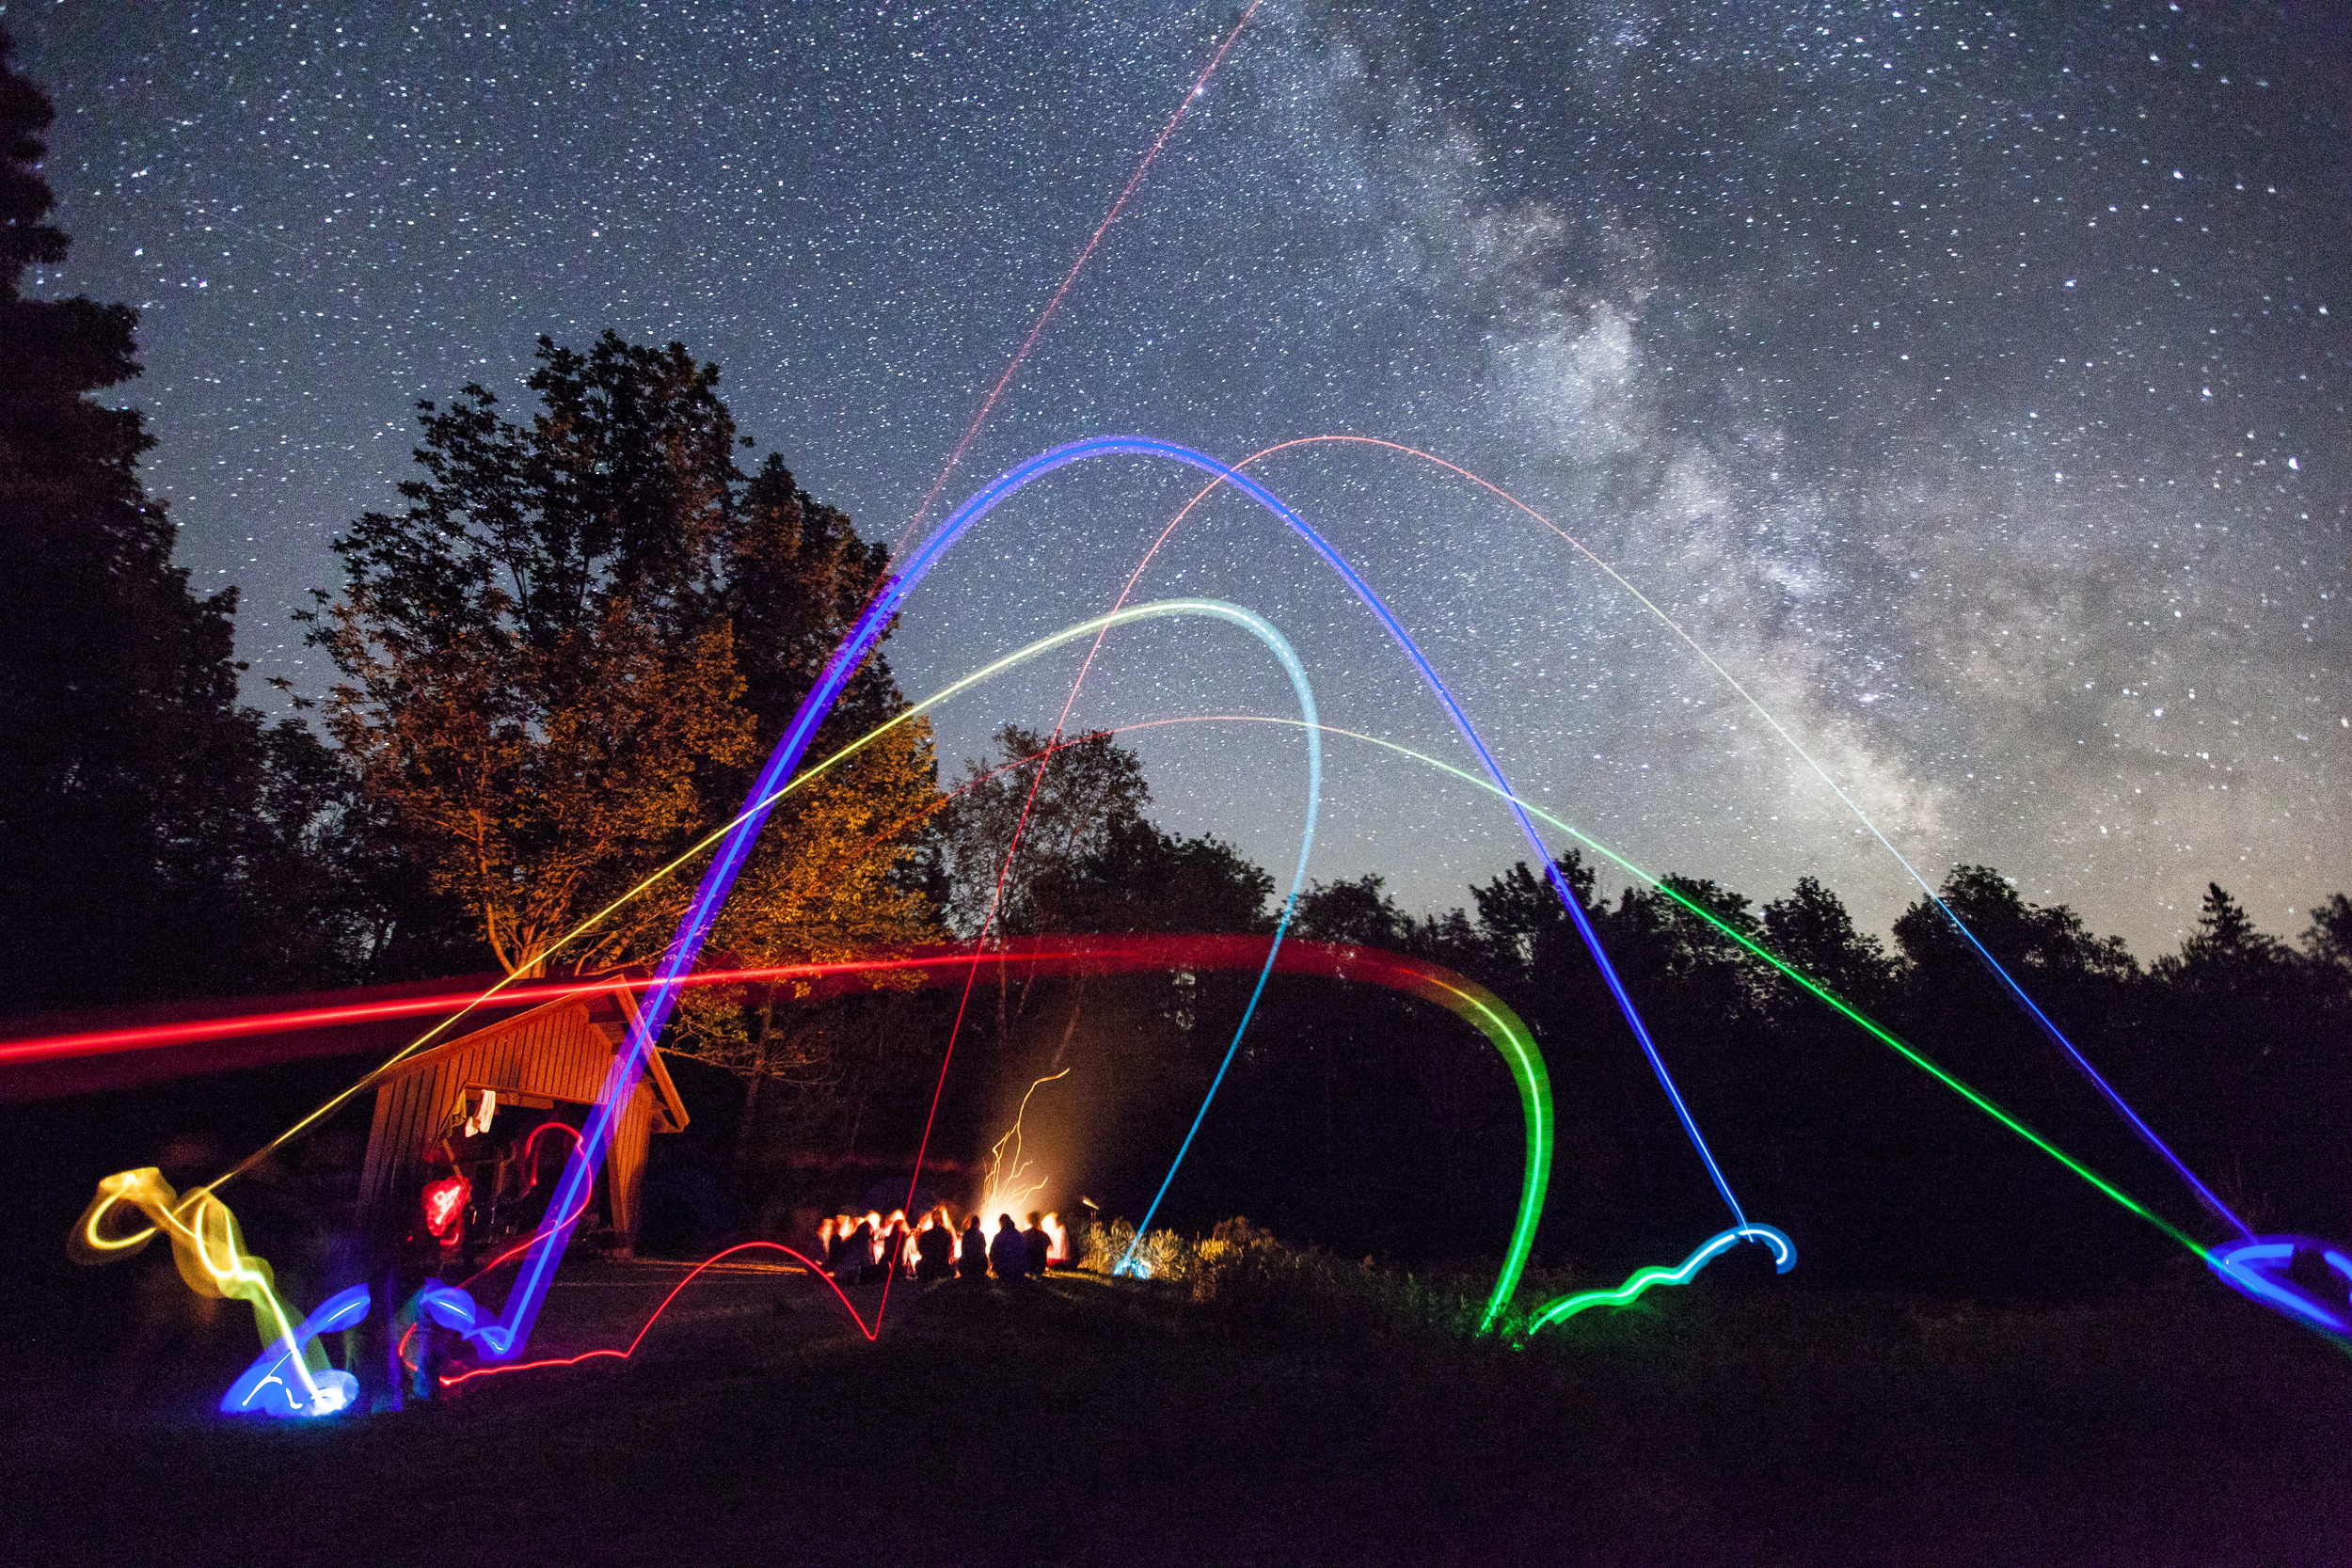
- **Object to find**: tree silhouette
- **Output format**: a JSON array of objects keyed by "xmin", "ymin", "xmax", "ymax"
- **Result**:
[
  {"xmin": 310, "ymin": 332, "xmax": 934, "ymax": 981},
  {"xmin": 0, "ymin": 35, "xmax": 322, "ymax": 1010}
]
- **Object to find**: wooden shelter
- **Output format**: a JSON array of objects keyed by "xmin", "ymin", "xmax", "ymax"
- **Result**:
[{"xmin": 355, "ymin": 984, "xmax": 689, "ymax": 1253}]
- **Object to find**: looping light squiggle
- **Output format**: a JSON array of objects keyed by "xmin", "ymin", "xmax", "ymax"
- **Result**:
[
  {"xmin": 70, "ymin": 1168, "xmax": 339, "ymax": 1416},
  {"xmin": 2206, "ymin": 1237, "xmax": 2352, "ymax": 1338},
  {"xmin": 221, "ymin": 1283, "xmax": 369, "ymax": 1417},
  {"xmin": 1519, "ymin": 1226, "xmax": 1795, "ymax": 1339}
]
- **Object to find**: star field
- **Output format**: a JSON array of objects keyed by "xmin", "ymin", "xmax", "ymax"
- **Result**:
[{"xmin": 12, "ymin": 0, "xmax": 2347, "ymax": 955}]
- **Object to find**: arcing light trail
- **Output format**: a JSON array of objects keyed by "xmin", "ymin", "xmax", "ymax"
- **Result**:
[
  {"xmin": 1102, "ymin": 714, "xmax": 2209, "ymax": 1260},
  {"xmin": 881, "ymin": 712, "xmax": 2220, "ymax": 1267},
  {"xmin": 462, "ymin": 435, "xmax": 1732, "ymax": 1370},
  {"xmin": 57, "ymin": 430, "xmax": 2340, "ymax": 1400},
  {"xmin": 1009, "ymin": 445, "xmax": 1740, "ymax": 1248},
  {"xmin": 437, "ymin": 1242, "xmax": 878, "ymax": 1391},
  {"xmin": 876, "ymin": 587, "xmax": 1317, "ymax": 1324},
  {"xmin": 1140, "ymin": 433, "xmax": 2252, "ymax": 1244},
  {"xmin": 64, "ymin": 434, "xmax": 1738, "ymax": 1347},
  {"xmin": 413, "ymin": 578, "xmax": 1324, "ymax": 1367},
  {"xmin": 853, "ymin": 713, "xmax": 2225, "ymax": 1323}
]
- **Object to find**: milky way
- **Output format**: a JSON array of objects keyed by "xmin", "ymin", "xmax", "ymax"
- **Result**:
[{"xmin": 14, "ymin": 1, "xmax": 2346, "ymax": 955}]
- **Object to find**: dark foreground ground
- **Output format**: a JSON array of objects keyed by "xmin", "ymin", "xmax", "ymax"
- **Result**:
[{"xmin": 6, "ymin": 1257, "xmax": 2348, "ymax": 1566}]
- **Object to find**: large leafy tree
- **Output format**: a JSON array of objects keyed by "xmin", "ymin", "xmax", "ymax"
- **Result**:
[{"xmin": 310, "ymin": 332, "xmax": 937, "ymax": 983}]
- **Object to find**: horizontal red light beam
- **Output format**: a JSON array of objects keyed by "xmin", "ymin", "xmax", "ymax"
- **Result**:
[{"xmin": 1, "ymin": 937, "xmax": 1494, "ymax": 1101}]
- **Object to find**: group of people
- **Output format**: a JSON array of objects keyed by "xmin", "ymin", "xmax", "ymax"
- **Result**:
[{"xmin": 817, "ymin": 1205, "xmax": 1070, "ymax": 1285}]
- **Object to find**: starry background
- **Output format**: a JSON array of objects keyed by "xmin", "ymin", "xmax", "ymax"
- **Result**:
[{"xmin": 9, "ymin": 0, "xmax": 2347, "ymax": 956}]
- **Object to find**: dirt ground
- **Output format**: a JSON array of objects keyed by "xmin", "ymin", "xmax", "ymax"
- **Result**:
[{"xmin": 7, "ymin": 1259, "xmax": 2349, "ymax": 1566}]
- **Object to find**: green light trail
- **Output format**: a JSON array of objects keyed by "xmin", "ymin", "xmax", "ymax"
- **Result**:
[{"xmin": 1208, "ymin": 715, "xmax": 2207, "ymax": 1264}]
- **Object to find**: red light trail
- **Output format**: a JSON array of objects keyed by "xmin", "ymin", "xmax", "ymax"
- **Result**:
[
  {"xmin": 437, "ymin": 1241, "xmax": 877, "ymax": 1390},
  {"xmin": 894, "ymin": 2, "xmax": 1265, "ymax": 551}
]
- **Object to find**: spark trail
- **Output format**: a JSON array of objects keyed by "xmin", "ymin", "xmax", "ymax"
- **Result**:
[{"xmin": 975, "ymin": 1067, "xmax": 1071, "ymax": 1226}]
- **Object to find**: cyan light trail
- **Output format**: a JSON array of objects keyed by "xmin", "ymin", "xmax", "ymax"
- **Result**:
[
  {"xmin": 471, "ymin": 436, "xmax": 1743, "ymax": 1368},
  {"xmin": 472, "ymin": 587, "xmax": 1318, "ymax": 1361},
  {"xmin": 1152, "ymin": 433, "xmax": 2249, "ymax": 1243}
]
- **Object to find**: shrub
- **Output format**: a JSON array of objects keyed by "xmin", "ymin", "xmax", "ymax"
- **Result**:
[{"xmin": 1083, "ymin": 1216, "xmax": 1491, "ymax": 1342}]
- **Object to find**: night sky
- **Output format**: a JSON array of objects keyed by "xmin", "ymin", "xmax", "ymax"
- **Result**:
[{"xmin": 11, "ymin": 1, "xmax": 2347, "ymax": 956}]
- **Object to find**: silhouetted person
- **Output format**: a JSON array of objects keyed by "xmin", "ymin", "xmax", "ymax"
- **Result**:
[
  {"xmin": 988, "ymin": 1213, "xmax": 1025, "ymax": 1279},
  {"xmin": 916, "ymin": 1214, "xmax": 954, "ymax": 1280},
  {"xmin": 1023, "ymin": 1212, "xmax": 1051, "ymax": 1276},
  {"xmin": 879, "ymin": 1215, "xmax": 911, "ymax": 1283},
  {"xmin": 843, "ymin": 1218, "xmax": 876, "ymax": 1285},
  {"xmin": 1041, "ymin": 1212, "xmax": 1070, "ymax": 1269},
  {"xmin": 958, "ymin": 1214, "xmax": 990, "ymax": 1280}
]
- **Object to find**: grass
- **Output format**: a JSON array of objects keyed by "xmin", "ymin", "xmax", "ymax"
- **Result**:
[{"xmin": 7, "ymin": 1232, "xmax": 2348, "ymax": 1566}]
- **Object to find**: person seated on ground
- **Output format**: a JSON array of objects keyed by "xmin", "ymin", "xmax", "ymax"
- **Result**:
[
  {"xmin": 815, "ymin": 1215, "xmax": 836, "ymax": 1272},
  {"xmin": 1023, "ymin": 1212, "xmax": 1051, "ymax": 1277},
  {"xmin": 958, "ymin": 1213, "xmax": 991, "ymax": 1280},
  {"xmin": 915, "ymin": 1211, "xmax": 955, "ymax": 1280},
  {"xmin": 988, "ymin": 1213, "xmax": 1025, "ymax": 1280},
  {"xmin": 1041, "ymin": 1212, "xmax": 1070, "ymax": 1270},
  {"xmin": 834, "ymin": 1214, "xmax": 860, "ymax": 1270},
  {"xmin": 879, "ymin": 1212, "xmax": 911, "ymax": 1283},
  {"xmin": 842, "ymin": 1216, "xmax": 876, "ymax": 1285}
]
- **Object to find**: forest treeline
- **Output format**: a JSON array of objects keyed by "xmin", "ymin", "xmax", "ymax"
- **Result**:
[{"xmin": 5, "ymin": 39, "xmax": 2344, "ymax": 1290}]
